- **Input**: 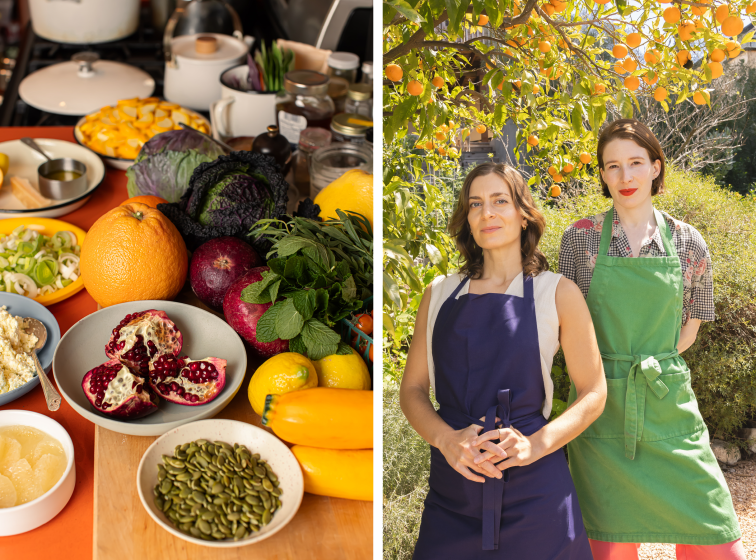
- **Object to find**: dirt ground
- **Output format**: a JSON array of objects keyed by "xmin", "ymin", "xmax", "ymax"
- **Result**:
[{"xmin": 638, "ymin": 459, "xmax": 755, "ymax": 559}]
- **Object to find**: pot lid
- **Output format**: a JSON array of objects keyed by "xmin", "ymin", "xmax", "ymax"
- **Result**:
[
  {"xmin": 170, "ymin": 33, "xmax": 248, "ymax": 64},
  {"xmin": 19, "ymin": 53, "xmax": 155, "ymax": 116}
]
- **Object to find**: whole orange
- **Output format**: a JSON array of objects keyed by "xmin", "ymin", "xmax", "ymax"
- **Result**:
[
  {"xmin": 120, "ymin": 195, "xmax": 169, "ymax": 208},
  {"xmin": 81, "ymin": 203, "xmax": 188, "ymax": 307}
]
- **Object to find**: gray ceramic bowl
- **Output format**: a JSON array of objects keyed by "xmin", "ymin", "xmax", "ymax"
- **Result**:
[
  {"xmin": 0, "ymin": 292, "xmax": 61, "ymax": 407},
  {"xmin": 53, "ymin": 300, "xmax": 247, "ymax": 436}
]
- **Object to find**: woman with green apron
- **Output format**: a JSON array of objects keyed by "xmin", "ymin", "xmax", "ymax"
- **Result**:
[{"xmin": 556, "ymin": 119, "xmax": 744, "ymax": 559}]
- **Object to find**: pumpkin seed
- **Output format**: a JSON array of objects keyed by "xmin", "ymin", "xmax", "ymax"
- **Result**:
[
  {"xmin": 271, "ymin": 487, "xmax": 282, "ymax": 497},
  {"xmin": 234, "ymin": 526, "xmax": 246, "ymax": 540},
  {"xmin": 245, "ymin": 495, "xmax": 261, "ymax": 505},
  {"xmin": 262, "ymin": 509, "xmax": 271, "ymax": 525},
  {"xmin": 219, "ymin": 524, "xmax": 232, "ymax": 535},
  {"xmin": 262, "ymin": 478, "xmax": 274, "ymax": 492},
  {"xmin": 253, "ymin": 505, "xmax": 266, "ymax": 515},
  {"xmin": 160, "ymin": 479, "xmax": 173, "ymax": 494},
  {"xmin": 196, "ymin": 456, "xmax": 209, "ymax": 468},
  {"xmin": 198, "ymin": 519, "xmax": 212, "ymax": 535},
  {"xmin": 176, "ymin": 472, "xmax": 192, "ymax": 482},
  {"xmin": 253, "ymin": 466, "xmax": 266, "ymax": 478},
  {"xmin": 192, "ymin": 491, "xmax": 207, "ymax": 503}
]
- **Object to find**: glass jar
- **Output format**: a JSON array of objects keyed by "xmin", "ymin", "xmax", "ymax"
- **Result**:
[
  {"xmin": 309, "ymin": 142, "xmax": 373, "ymax": 199},
  {"xmin": 276, "ymin": 70, "xmax": 335, "ymax": 146},
  {"xmin": 330, "ymin": 113, "xmax": 371, "ymax": 144},
  {"xmin": 327, "ymin": 52, "xmax": 360, "ymax": 83},
  {"xmin": 294, "ymin": 127, "xmax": 332, "ymax": 197},
  {"xmin": 344, "ymin": 83, "xmax": 372, "ymax": 118},
  {"xmin": 328, "ymin": 76, "xmax": 350, "ymax": 114},
  {"xmin": 360, "ymin": 61, "xmax": 373, "ymax": 86}
]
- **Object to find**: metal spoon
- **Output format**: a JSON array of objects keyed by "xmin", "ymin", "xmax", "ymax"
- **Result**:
[
  {"xmin": 178, "ymin": 122, "xmax": 233, "ymax": 153},
  {"xmin": 22, "ymin": 317, "xmax": 60, "ymax": 411}
]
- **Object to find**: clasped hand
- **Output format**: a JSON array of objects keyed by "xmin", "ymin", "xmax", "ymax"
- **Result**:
[{"xmin": 438, "ymin": 417, "xmax": 537, "ymax": 483}]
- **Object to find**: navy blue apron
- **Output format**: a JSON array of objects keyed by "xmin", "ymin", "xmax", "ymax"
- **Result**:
[{"xmin": 413, "ymin": 275, "xmax": 592, "ymax": 559}]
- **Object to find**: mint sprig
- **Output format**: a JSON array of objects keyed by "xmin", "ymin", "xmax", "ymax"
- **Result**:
[{"xmin": 240, "ymin": 211, "xmax": 373, "ymax": 360}]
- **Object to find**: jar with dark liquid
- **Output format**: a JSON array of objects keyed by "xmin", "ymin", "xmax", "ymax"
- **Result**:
[{"xmin": 276, "ymin": 70, "xmax": 335, "ymax": 147}]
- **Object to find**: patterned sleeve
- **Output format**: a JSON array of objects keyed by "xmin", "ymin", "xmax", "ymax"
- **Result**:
[
  {"xmin": 688, "ymin": 231, "xmax": 715, "ymax": 323},
  {"xmin": 558, "ymin": 227, "xmax": 578, "ymax": 284}
]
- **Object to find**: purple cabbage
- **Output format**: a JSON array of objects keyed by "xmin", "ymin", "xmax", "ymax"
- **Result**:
[{"xmin": 125, "ymin": 128, "xmax": 227, "ymax": 203}]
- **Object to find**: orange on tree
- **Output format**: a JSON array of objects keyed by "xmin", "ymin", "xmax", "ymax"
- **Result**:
[
  {"xmin": 676, "ymin": 50, "xmax": 691, "ymax": 66},
  {"xmin": 721, "ymin": 16, "xmax": 744, "ymax": 37},
  {"xmin": 710, "ymin": 48, "xmax": 726, "ymax": 62},
  {"xmin": 120, "ymin": 195, "xmax": 168, "ymax": 208},
  {"xmin": 533, "ymin": 84, "xmax": 541, "ymax": 94},
  {"xmin": 694, "ymin": 19, "xmax": 705, "ymax": 29},
  {"xmin": 407, "ymin": 80, "xmax": 423, "ymax": 96},
  {"xmin": 653, "ymin": 87, "xmax": 668, "ymax": 101},
  {"xmin": 548, "ymin": 165, "xmax": 558, "ymax": 175},
  {"xmin": 708, "ymin": 61, "xmax": 723, "ymax": 79},
  {"xmin": 562, "ymin": 162, "xmax": 574, "ymax": 173},
  {"xmin": 438, "ymin": 147, "xmax": 447, "ymax": 156},
  {"xmin": 612, "ymin": 44, "xmax": 628, "ymax": 58},
  {"xmin": 725, "ymin": 41, "xmax": 741, "ymax": 58},
  {"xmin": 513, "ymin": 79, "xmax": 522, "ymax": 88},
  {"xmin": 593, "ymin": 83, "xmax": 606, "ymax": 94},
  {"xmin": 678, "ymin": 21, "xmax": 696, "ymax": 41},
  {"xmin": 663, "ymin": 6, "xmax": 681, "ymax": 23},
  {"xmin": 542, "ymin": 3, "xmax": 556, "ymax": 16},
  {"xmin": 579, "ymin": 151, "xmax": 592, "ymax": 164},
  {"xmin": 594, "ymin": 0, "xmax": 610, "ymax": 5},
  {"xmin": 622, "ymin": 57, "xmax": 638, "ymax": 72},
  {"xmin": 550, "ymin": 185, "xmax": 562, "ymax": 197},
  {"xmin": 644, "ymin": 49, "xmax": 661, "ymax": 64},
  {"xmin": 748, "ymin": 1, "xmax": 756, "ymax": 14},
  {"xmin": 693, "ymin": 90, "xmax": 710, "ymax": 105},
  {"xmin": 553, "ymin": 174, "xmax": 564, "ymax": 182},
  {"xmin": 624, "ymin": 75, "xmax": 640, "ymax": 91},
  {"xmin": 626, "ymin": 33, "xmax": 642, "ymax": 48},
  {"xmin": 415, "ymin": 143, "xmax": 425, "ymax": 150},
  {"xmin": 550, "ymin": 0, "xmax": 567, "ymax": 12},
  {"xmin": 614, "ymin": 62, "xmax": 627, "ymax": 74},
  {"xmin": 692, "ymin": 0, "xmax": 711, "ymax": 15},
  {"xmin": 476, "ymin": 124, "xmax": 487, "ymax": 134},
  {"xmin": 385, "ymin": 64, "xmax": 403, "ymax": 82},
  {"xmin": 425, "ymin": 140, "xmax": 434, "ymax": 150},
  {"xmin": 431, "ymin": 76, "xmax": 445, "ymax": 88},
  {"xmin": 539, "ymin": 40, "xmax": 552, "ymax": 53},
  {"xmin": 715, "ymin": 4, "xmax": 729, "ymax": 23},
  {"xmin": 435, "ymin": 130, "xmax": 446, "ymax": 141},
  {"xmin": 643, "ymin": 73, "xmax": 659, "ymax": 85},
  {"xmin": 439, "ymin": 124, "xmax": 449, "ymax": 133},
  {"xmin": 478, "ymin": 14, "xmax": 489, "ymax": 25},
  {"xmin": 527, "ymin": 134, "xmax": 539, "ymax": 146},
  {"xmin": 80, "ymin": 202, "xmax": 188, "ymax": 308}
]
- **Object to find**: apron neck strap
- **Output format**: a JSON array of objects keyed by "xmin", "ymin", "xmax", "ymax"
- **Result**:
[
  {"xmin": 523, "ymin": 273, "xmax": 533, "ymax": 300},
  {"xmin": 599, "ymin": 207, "xmax": 676, "ymax": 257},
  {"xmin": 450, "ymin": 275, "xmax": 470, "ymax": 299}
]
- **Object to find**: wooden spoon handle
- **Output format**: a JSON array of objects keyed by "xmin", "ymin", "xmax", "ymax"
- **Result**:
[{"xmin": 33, "ymin": 351, "xmax": 60, "ymax": 411}]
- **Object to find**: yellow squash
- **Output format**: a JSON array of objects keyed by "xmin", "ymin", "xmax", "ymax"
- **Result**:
[
  {"xmin": 262, "ymin": 387, "xmax": 372, "ymax": 449},
  {"xmin": 292, "ymin": 446, "xmax": 373, "ymax": 501}
]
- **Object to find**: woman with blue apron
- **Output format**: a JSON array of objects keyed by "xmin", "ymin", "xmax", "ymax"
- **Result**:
[
  {"xmin": 559, "ymin": 119, "xmax": 745, "ymax": 560},
  {"xmin": 400, "ymin": 163, "xmax": 607, "ymax": 559}
]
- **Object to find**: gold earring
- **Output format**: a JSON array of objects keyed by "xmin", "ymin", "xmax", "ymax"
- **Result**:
[{"xmin": 522, "ymin": 223, "xmax": 527, "ymax": 230}]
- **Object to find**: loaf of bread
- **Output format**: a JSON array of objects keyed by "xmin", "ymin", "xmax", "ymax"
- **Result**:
[{"xmin": 10, "ymin": 176, "xmax": 49, "ymax": 209}]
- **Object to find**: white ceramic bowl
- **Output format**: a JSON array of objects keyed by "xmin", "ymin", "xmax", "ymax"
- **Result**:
[
  {"xmin": 0, "ymin": 410, "xmax": 76, "ymax": 536},
  {"xmin": 136, "ymin": 419, "xmax": 304, "ymax": 547}
]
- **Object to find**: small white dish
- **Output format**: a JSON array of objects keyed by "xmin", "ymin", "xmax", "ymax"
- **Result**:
[
  {"xmin": 0, "ymin": 138, "xmax": 105, "ymax": 218},
  {"xmin": 0, "ymin": 409, "xmax": 76, "ymax": 536},
  {"xmin": 136, "ymin": 419, "xmax": 304, "ymax": 547}
]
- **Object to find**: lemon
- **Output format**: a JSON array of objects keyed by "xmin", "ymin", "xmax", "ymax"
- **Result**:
[
  {"xmin": 0, "ymin": 153, "xmax": 9, "ymax": 177},
  {"xmin": 314, "ymin": 169, "xmax": 373, "ymax": 228},
  {"xmin": 312, "ymin": 349, "xmax": 371, "ymax": 390},
  {"xmin": 248, "ymin": 352, "xmax": 318, "ymax": 416}
]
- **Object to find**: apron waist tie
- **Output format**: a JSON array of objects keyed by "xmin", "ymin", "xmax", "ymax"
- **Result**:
[
  {"xmin": 600, "ymin": 350, "xmax": 678, "ymax": 460},
  {"xmin": 438, "ymin": 389, "xmax": 514, "ymax": 551}
]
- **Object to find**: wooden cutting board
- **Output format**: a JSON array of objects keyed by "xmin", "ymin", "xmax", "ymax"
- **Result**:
[{"xmin": 92, "ymin": 290, "xmax": 373, "ymax": 560}]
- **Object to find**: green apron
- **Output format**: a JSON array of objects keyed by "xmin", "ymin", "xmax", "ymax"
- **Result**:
[{"xmin": 567, "ymin": 207, "xmax": 741, "ymax": 545}]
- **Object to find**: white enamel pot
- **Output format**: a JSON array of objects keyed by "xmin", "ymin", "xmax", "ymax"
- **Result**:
[
  {"xmin": 211, "ymin": 65, "xmax": 279, "ymax": 139},
  {"xmin": 29, "ymin": 0, "xmax": 141, "ymax": 44}
]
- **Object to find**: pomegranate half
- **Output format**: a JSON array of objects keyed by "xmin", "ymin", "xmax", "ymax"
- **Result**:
[
  {"xmin": 147, "ymin": 354, "xmax": 227, "ymax": 405},
  {"xmin": 82, "ymin": 359, "xmax": 159, "ymax": 418},
  {"xmin": 105, "ymin": 310, "xmax": 183, "ymax": 375}
]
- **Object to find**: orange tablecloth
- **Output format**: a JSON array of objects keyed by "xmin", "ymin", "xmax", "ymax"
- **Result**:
[{"xmin": 0, "ymin": 127, "xmax": 129, "ymax": 559}]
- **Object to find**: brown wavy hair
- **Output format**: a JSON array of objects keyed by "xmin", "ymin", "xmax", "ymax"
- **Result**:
[
  {"xmin": 597, "ymin": 118, "xmax": 666, "ymax": 197},
  {"xmin": 448, "ymin": 162, "xmax": 549, "ymax": 279}
]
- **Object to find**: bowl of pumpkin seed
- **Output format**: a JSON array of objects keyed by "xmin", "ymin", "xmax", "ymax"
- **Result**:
[{"xmin": 136, "ymin": 418, "xmax": 304, "ymax": 547}]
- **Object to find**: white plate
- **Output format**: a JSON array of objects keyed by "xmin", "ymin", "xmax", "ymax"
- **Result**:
[
  {"xmin": 136, "ymin": 419, "xmax": 304, "ymax": 547},
  {"xmin": 53, "ymin": 300, "xmax": 247, "ymax": 436},
  {"xmin": 0, "ymin": 138, "xmax": 105, "ymax": 218}
]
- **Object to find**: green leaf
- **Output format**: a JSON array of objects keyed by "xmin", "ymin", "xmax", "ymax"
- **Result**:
[
  {"xmin": 342, "ymin": 275, "xmax": 358, "ymax": 301},
  {"xmin": 293, "ymin": 291, "xmax": 315, "ymax": 321},
  {"xmin": 275, "ymin": 298, "xmax": 305, "ymax": 340},
  {"xmin": 268, "ymin": 278, "xmax": 282, "ymax": 304},
  {"xmin": 388, "ymin": 0, "xmax": 426, "ymax": 23},
  {"xmin": 275, "ymin": 236, "xmax": 316, "ymax": 257},
  {"xmin": 484, "ymin": 0, "xmax": 501, "ymax": 26},
  {"xmin": 283, "ymin": 255, "xmax": 306, "ymax": 281},
  {"xmin": 336, "ymin": 341, "xmax": 354, "ymax": 356},
  {"xmin": 289, "ymin": 334, "xmax": 307, "ymax": 356},
  {"xmin": 267, "ymin": 257, "xmax": 287, "ymax": 276},
  {"xmin": 240, "ymin": 271, "xmax": 280, "ymax": 304},
  {"xmin": 301, "ymin": 319, "xmax": 340, "ymax": 360},
  {"xmin": 256, "ymin": 301, "xmax": 285, "ymax": 343}
]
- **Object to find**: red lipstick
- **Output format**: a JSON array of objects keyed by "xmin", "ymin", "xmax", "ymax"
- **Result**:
[{"xmin": 619, "ymin": 188, "xmax": 637, "ymax": 196}]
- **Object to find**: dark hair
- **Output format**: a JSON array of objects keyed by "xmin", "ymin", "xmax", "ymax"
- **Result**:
[
  {"xmin": 448, "ymin": 162, "xmax": 549, "ymax": 279},
  {"xmin": 597, "ymin": 118, "xmax": 666, "ymax": 197}
]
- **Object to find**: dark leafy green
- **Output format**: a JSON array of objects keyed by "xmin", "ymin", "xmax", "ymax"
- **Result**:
[{"xmin": 239, "ymin": 210, "xmax": 373, "ymax": 360}]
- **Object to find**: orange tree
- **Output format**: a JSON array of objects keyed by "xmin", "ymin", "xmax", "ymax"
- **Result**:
[{"xmin": 383, "ymin": 0, "xmax": 754, "ymax": 338}]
